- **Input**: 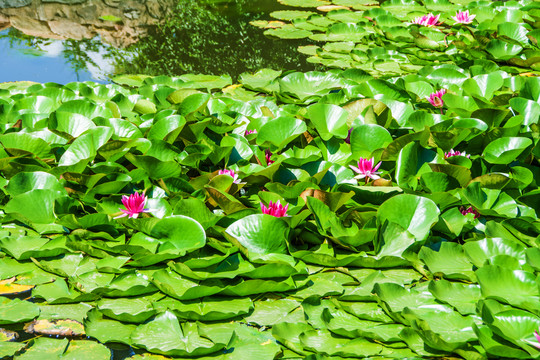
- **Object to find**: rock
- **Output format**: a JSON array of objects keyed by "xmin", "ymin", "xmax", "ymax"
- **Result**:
[
  {"xmin": 146, "ymin": 0, "xmax": 163, "ymax": 19},
  {"xmin": 11, "ymin": 16, "xmax": 59, "ymax": 39},
  {"xmin": 98, "ymin": 25, "xmax": 139, "ymax": 47},
  {"xmin": 42, "ymin": 0, "xmax": 87, "ymax": 4},
  {"xmin": 49, "ymin": 19, "xmax": 94, "ymax": 39},
  {"xmin": 120, "ymin": 2, "xmax": 145, "ymax": 20},
  {"xmin": 75, "ymin": 4, "xmax": 97, "ymax": 19},
  {"xmin": 0, "ymin": 0, "xmax": 31, "ymax": 8},
  {"xmin": 0, "ymin": 11, "xmax": 9, "ymax": 22},
  {"xmin": 123, "ymin": 8, "xmax": 140, "ymax": 19},
  {"xmin": 0, "ymin": 0, "xmax": 172, "ymax": 47},
  {"xmin": 40, "ymin": 6, "xmax": 70, "ymax": 21},
  {"xmin": 103, "ymin": 0, "xmax": 120, "ymax": 7}
]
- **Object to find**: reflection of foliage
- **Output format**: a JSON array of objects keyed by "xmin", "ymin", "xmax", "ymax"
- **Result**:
[
  {"xmin": 0, "ymin": 28, "xmax": 41, "ymax": 48},
  {"xmin": 61, "ymin": 39, "xmax": 131, "ymax": 81},
  {"xmin": 116, "ymin": 0, "xmax": 316, "ymax": 79},
  {"xmin": 0, "ymin": 28, "xmax": 50, "ymax": 57},
  {"xmin": 62, "ymin": 40, "xmax": 101, "ymax": 76},
  {"xmin": 0, "ymin": 0, "xmax": 316, "ymax": 80},
  {"xmin": 1, "ymin": 28, "xmax": 118, "ymax": 80}
]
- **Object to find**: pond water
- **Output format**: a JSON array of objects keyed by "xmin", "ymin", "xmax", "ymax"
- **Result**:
[{"xmin": 0, "ymin": 0, "xmax": 316, "ymax": 84}]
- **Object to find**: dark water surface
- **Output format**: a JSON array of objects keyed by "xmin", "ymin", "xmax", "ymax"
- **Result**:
[{"xmin": 0, "ymin": 0, "xmax": 315, "ymax": 84}]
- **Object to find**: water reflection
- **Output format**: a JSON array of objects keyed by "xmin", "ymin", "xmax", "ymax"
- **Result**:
[
  {"xmin": 0, "ymin": 30, "xmax": 117, "ymax": 82},
  {"xmin": 0, "ymin": 0, "xmax": 315, "ymax": 84}
]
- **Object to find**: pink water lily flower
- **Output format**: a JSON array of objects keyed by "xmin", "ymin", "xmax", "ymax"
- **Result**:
[
  {"xmin": 350, "ymin": 157, "xmax": 382, "ymax": 181},
  {"xmin": 261, "ymin": 200, "xmax": 289, "ymax": 217},
  {"xmin": 245, "ymin": 129, "xmax": 257, "ymax": 136},
  {"xmin": 452, "ymin": 10, "xmax": 476, "ymax": 24},
  {"xmin": 411, "ymin": 13, "xmax": 441, "ymax": 27},
  {"xmin": 533, "ymin": 328, "xmax": 540, "ymax": 349},
  {"xmin": 218, "ymin": 169, "xmax": 241, "ymax": 183},
  {"xmin": 265, "ymin": 149, "xmax": 275, "ymax": 165},
  {"xmin": 116, "ymin": 191, "xmax": 150, "ymax": 219},
  {"xmin": 460, "ymin": 206, "xmax": 480, "ymax": 219},
  {"xmin": 445, "ymin": 149, "xmax": 470, "ymax": 158},
  {"xmin": 428, "ymin": 89, "xmax": 446, "ymax": 108}
]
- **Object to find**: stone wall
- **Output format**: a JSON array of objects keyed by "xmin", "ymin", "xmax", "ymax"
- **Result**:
[{"xmin": 0, "ymin": 0, "xmax": 176, "ymax": 47}]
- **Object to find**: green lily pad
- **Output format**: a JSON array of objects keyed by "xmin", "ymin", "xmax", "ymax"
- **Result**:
[
  {"xmin": 476, "ymin": 265, "xmax": 540, "ymax": 313},
  {"xmin": 84, "ymin": 310, "xmax": 136, "ymax": 345},
  {"xmin": 419, "ymin": 242, "xmax": 475, "ymax": 281},
  {"xmin": 0, "ymin": 297, "xmax": 40, "ymax": 325},
  {"xmin": 154, "ymin": 296, "xmax": 253, "ymax": 321},
  {"xmin": 60, "ymin": 340, "xmax": 111, "ymax": 360},
  {"xmin": 97, "ymin": 296, "xmax": 156, "ymax": 323},
  {"xmin": 131, "ymin": 311, "xmax": 229, "ymax": 357},
  {"xmin": 14, "ymin": 337, "xmax": 68, "ymax": 360},
  {"xmin": 225, "ymin": 214, "xmax": 290, "ymax": 258},
  {"xmin": 377, "ymin": 194, "xmax": 440, "ymax": 241}
]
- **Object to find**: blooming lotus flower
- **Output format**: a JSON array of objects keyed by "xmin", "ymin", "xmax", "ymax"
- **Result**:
[
  {"xmin": 445, "ymin": 149, "xmax": 470, "ymax": 158},
  {"xmin": 411, "ymin": 13, "xmax": 441, "ymax": 27},
  {"xmin": 350, "ymin": 157, "xmax": 382, "ymax": 181},
  {"xmin": 265, "ymin": 149, "xmax": 275, "ymax": 165},
  {"xmin": 218, "ymin": 169, "xmax": 241, "ymax": 183},
  {"xmin": 452, "ymin": 10, "xmax": 475, "ymax": 24},
  {"xmin": 245, "ymin": 129, "xmax": 257, "ymax": 136},
  {"xmin": 116, "ymin": 191, "xmax": 150, "ymax": 219},
  {"xmin": 428, "ymin": 89, "xmax": 446, "ymax": 108},
  {"xmin": 261, "ymin": 200, "xmax": 289, "ymax": 217},
  {"xmin": 533, "ymin": 329, "xmax": 540, "ymax": 349},
  {"xmin": 460, "ymin": 206, "xmax": 480, "ymax": 219}
]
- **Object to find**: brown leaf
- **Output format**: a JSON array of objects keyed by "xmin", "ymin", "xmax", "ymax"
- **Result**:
[
  {"xmin": 303, "ymin": 131, "xmax": 314, "ymax": 144},
  {"xmin": 24, "ymin": 319, "xmax": 85, "ymax": 337},
  {"xmin": 300, "ymin": 189, "xmax": 354, "ymax": 212},
  {"xmin": 0, "ymin": 328, "xmax": 18, "ymax": 342},
  {"xmin": 0, "ymin": 278, "xmax": 34, "ymax": 295},
  {"xmin": 265, "ymin": 21, "xmax": 286, "ymax": 29},
  {"xmin": 317, "ymin": 5, "xmax": 349, "ymax": 11},
  {"xmin": 372, "ymin": 178, "xmax": 393, "ymax": 186}
]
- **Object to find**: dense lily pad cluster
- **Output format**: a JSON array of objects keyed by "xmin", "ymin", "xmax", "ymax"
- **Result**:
[
  {"xmin": 0, "ymin": 59, "xmax": 539, "ymax": 359},
  {"xmin": 254, "ymin": 0, "xmax": 540, "ymax": 76}
]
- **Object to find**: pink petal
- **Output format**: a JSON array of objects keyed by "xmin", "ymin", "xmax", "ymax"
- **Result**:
[
  {"xmin": 360, "ymin": 159, "xmax": 368, "ymax": 173},
  {"xmin": 533, "ymin": 330, "xmax": 540, "ymax": 349},
  {"xmin": 121, "ymin": 195, "xmax": 130, "ymax": 207},
  {"xmin": 349, "ymin": 165, "xmax": 362, "ymax": 174}
]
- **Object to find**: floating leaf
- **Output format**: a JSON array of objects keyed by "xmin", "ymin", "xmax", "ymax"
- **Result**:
[
  {"xmin": 0, "ymin": 298, "xmax": 40, "ymax": 325},
  {"xmin": 24, "ymin": 319, "xmax": 84, "ymax": 337},
  {"xmin": 483, "ymin": 137, "xmax": 533, "ymax": 164},
  {"xmin": 377, "ymin": 194, "xmax": 440, "ymax": 241},
  {"xmin": 131, "ymin": 311, "xmax": 229, "ymax": 357},
  {"xmin": 225, "ymin": 214, "xmax": 290, "ymax": 258}
]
